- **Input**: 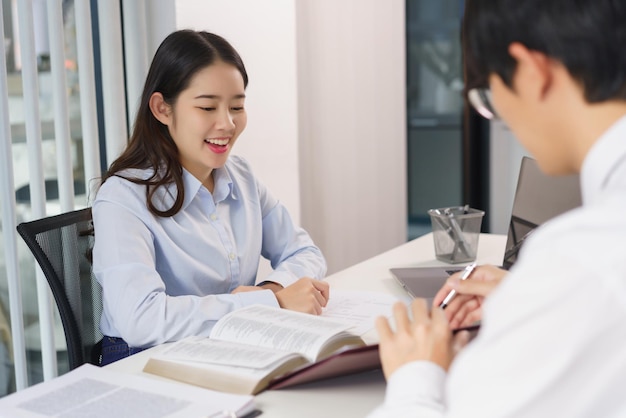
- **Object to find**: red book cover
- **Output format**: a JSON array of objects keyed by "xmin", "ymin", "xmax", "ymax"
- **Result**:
[{"xmin": 267, "ymin": 344, "xmax": 380, "ymax": 391}]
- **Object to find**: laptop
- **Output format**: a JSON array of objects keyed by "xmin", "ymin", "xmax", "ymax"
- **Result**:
[{"xmin": 392, "ymin": 156, "xmax": 582, "ymax": 301}]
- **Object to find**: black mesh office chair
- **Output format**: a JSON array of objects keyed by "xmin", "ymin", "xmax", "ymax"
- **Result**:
[{"xmin": 16, "ymin": 208, "xmax": 103, "ymax": 370}]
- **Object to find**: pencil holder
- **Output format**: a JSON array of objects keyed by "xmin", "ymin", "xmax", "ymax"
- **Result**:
[{"xmin": 428, "ymin": 206, "xmax": 485, "ymax": 264}]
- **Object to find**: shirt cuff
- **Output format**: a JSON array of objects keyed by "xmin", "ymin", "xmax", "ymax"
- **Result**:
[
  {"xmin": 258, "ymin": 270, "xmax": 299, "ymax": 288},
  {"xmin": 234, "ymin": 288, "xmax": 280, "ymax": 309},
  {"xmin": 255, "ymin": 280, "xmax": 282, "ymax": 289},
  {"xmin": 384, "ymin": 361, "xmax": 447, "ymax": 411}
]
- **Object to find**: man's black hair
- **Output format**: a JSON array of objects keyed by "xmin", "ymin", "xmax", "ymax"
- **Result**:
[{"xmin": 463, "ymin": 0, "xmax": 626, "ymax": 103}]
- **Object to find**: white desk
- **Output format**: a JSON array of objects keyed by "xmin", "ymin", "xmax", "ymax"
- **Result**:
[{"xmin": 107, "ymin": 233, "xmax": 506, "ymax": 418}]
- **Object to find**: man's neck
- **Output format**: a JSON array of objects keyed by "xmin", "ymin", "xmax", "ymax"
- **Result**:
[{"xmin": 565, "ymin": 100, "xmax": 626, "ymax": 172}]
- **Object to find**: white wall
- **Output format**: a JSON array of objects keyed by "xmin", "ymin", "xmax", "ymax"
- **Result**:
[
  {"xmin": 175, "ymin": 0, "xmax": 407, "ymax": 275},
  {"xmin": 175, "ymin": 0, "xmax": 299, "ymax": 279},
  {"xmin": 296, "ymin": 0, "xmax": 407, "ymax": 273},
  {"xmin": 175, "ymin": 0, "xmax": 301, "ymax": 224}
]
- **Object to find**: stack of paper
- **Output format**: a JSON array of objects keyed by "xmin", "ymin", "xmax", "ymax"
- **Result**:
[{"xmin": 0, "ymin": 364, "xmax": 256, "ymax": 418}]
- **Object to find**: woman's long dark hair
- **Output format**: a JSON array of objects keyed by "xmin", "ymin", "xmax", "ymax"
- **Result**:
[{"xmin": 101, "ymin": 30, "xmax": 248, "ymax": 217}]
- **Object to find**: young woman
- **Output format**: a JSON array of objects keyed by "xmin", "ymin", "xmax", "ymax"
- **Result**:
[{"xmin": 92, "ymin": 30, "xmax": 328, "ymax": 365}]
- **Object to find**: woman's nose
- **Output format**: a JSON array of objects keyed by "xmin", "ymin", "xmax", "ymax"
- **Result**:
[{"xmin": 215, "ymin": 108, "xmax": 235, "ymax": 129}]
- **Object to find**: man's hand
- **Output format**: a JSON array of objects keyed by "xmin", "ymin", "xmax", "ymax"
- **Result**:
[
  {"xmin": 275, "ymin": 277, "xmax": 330, "ymax": 315},
  {"xmin": 432, "ymin": 264, "xmax": 507, "ymax": 328},
  {"xmin": 376, "ymin": 299, "xmax": 470, "ymax": 380}
]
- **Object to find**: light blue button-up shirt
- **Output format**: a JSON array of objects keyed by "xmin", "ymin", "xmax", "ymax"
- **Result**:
[{"xmin": 92, "ymin": 156, "xmax": 327, "ymax": 347}]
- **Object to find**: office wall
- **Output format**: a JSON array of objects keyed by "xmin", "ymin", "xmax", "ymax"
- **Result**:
[
  {"xmin": 175, "ymin": 0, "xmax": 300, "ymax": 279},
  {"xmin": 296, "ymin": 0, "xmax": 407, "ymax": 273},
  {"xmin": 175, "ymin": 0, "xmax": 407, "ymax": 275},
  {"xmin": 175, "ymin": 0, "xmax": 301, "ymax": 223}
]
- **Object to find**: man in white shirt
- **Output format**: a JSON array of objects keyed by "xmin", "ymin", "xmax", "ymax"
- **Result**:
[{"xmin": 369, "ymin": 0, "xmax": 626, "ymax": 416}]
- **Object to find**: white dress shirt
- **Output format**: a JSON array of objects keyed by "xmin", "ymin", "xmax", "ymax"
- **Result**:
[
  {"xmin": 369, "ymin": 115, "xmax": 626, "ymax": 417},
  {"xmin": 92, "ymin": 155, "xmax": 326, "ymax": 347}
]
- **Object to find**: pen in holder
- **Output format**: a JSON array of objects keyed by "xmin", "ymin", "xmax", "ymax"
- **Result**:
[{"xmin": 428, "ymin": 206, "xmax": 485, "ymax": 263}]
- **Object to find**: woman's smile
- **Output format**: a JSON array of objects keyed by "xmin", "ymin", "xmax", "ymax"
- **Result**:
[{"xmin": 204, "ymin": 137, "xmax": 231, "ymax": 154}]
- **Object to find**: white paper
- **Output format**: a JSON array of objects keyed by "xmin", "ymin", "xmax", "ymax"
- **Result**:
[
  {"xmin": 210, "ymin": 305, "xmax": 350, "ymax": 362},
  {"xmin": 160, "ymin": 337, "xmax": 295, "ymax": 370},
  {"xmin": 322, "ymin": 289, "xmax": 398, "ymax": 335},
  {"xmin": 0, "ymin": 364, "xmax": 255, "ymax": 418}
]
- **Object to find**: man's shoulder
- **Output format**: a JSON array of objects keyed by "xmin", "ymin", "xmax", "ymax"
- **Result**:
[
  {"xmin": 517, "ymin": 196, "xmax": 626, "ymax": 281},
  {"xmin": 537, "ymin": 193, "xmax": 626, "ymax": 244}
]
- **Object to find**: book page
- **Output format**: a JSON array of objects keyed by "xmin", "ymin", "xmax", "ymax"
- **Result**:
[
  {"xmin": 210, "ymin": 305, "xmax": 350, "ymax": 362},
  {"xmin": 0, "ymin": 364, "xmax": 255, "ymax": 418},
  {"xmin": 322, "ymin": 289, "xmax": 398, "ymax": 336},
  {"xmin": 158, "ymin": 337, "xmax": 301, "ymax": 370}
]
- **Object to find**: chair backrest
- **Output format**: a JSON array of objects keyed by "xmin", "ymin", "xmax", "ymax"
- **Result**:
[{"xmin": 16, "ymin": 208, "xmax": 103, "ymax": 370}]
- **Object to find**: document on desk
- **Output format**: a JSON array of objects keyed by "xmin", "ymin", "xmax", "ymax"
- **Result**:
[
  {"xmin": 322, "ymin": 289, "xmax": 398, "ymax": 336},
  {"xmin": 0, "ymin": 363, "xmax": 256, "ymax": 418}
]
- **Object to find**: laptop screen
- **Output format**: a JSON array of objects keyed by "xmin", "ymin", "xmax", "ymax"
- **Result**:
[{"xmin": 502, "ymin": 156, "xmax": 582, "ymax": 269}]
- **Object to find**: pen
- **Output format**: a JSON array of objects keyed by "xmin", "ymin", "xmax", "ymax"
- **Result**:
[
  {"xmin": 445, "ymin": 208, "xmax": 472, "ymax": 261},
  {"xmin": 439, "ymin": 262, "xmax": 477, "ymax": 309}
]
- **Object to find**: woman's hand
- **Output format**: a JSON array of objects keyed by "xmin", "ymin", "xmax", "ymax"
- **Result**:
[
  {"xmin": 432, "ymin": 264, "xmax": 507, "ymax": 328},
  {"xmin": 376, "ymin": 299, "xmax": 470, "ymax": 380},
  {"xmin": 275, "ymin": 277, "xmax": 330, "ymax": 315}
]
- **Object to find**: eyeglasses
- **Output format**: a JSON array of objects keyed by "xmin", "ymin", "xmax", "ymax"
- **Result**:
[{"xmin": 467, "ymin": 88, "xmax": 498, "ymax": 120}]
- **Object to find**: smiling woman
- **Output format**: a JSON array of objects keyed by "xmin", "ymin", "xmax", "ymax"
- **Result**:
[
  {"xmin": 92, "ymin": 30, "xmax": 329, "ymax": 366},
  {"xmin": 148, "ymin": 61, "xmax": 248, "ymax": 192}
]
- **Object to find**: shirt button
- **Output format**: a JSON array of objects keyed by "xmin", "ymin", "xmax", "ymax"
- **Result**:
[
  {"xmin": 229, "ymin": 253, "xmax": 236, "ymax": 260},
  {"xmin": 210, "ymin": 213, "xmax": 217, "ymax": 221}
]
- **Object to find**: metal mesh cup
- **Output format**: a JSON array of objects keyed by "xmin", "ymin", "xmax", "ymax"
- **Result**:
[{"xmin": 428, "ymin": 206, "xmax": 485, "ymax": 264}]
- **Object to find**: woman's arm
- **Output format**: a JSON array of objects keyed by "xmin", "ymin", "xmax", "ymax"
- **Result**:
[{"xmin": 92, "ymin": 178, "xmax": 281, "ymax": 347}]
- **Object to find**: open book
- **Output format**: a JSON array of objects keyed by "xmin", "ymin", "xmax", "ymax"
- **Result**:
[{"xmin": 143, "ymin": 305, "xmax": 380, "ymax": 395}]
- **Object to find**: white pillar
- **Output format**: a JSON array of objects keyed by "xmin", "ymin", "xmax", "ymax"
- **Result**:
[
  {"xmin": 17, "ymin": 0, "xmax": 58, "ymax": 381},
  {"xmin": 122, "ymin": 0, "xmax": 150, "ymax": 131},
  {"xmin": 97, "ymin": 1, "xmax": 128, "ymax": 166},
  {"xmin": 74, "ymin": 0, "xmax": 102, "ymax": 196},
  {"xmin": 47, "ymin": 0, "xmax": 75, "ymax": 212},
  {"xmin": 145, "ymin": 0, "xmax": 176, "ymax": 56},
  {"xmin": 0, "ymin": 1, "xmax": 28, "ymax": 391},
  {"xmin": 296, "ymin": 0, "xmax": 407, "ymax": 273}
]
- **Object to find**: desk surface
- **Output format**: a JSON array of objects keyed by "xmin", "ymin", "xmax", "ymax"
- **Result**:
[{"xmin": 107, "ymin": 233, "xmax": 506, "ymax": 418}]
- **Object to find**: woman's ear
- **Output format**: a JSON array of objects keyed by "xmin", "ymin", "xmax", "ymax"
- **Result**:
[{"xmin": 149, "ymin": 92, "xmax": 172, "ymax": 125}]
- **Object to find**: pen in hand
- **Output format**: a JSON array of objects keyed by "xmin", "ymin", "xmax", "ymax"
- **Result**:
[{"xmin": 439, "ymin": 262, "xmax": 477, "ymax": 309}]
